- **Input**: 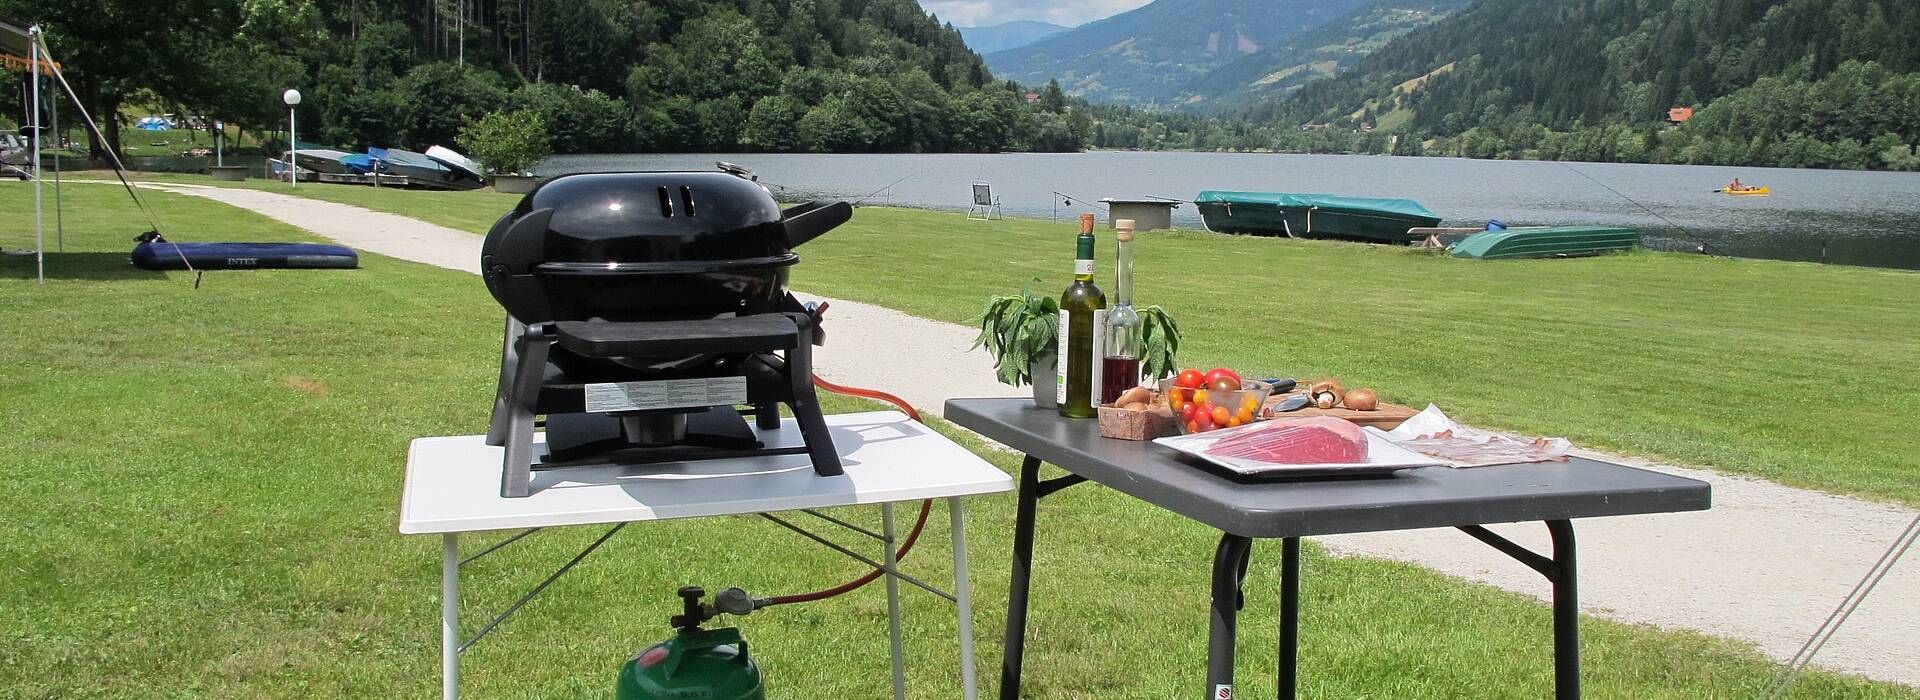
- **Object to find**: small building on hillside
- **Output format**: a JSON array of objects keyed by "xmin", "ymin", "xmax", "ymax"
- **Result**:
[
  {"xmin": 1024, "ymin": 92, "xmax": 1041, "ymax": 103},
  {"xmin": 1668, "ymin": 107, "xmax": 1694, "ymax": 124}
]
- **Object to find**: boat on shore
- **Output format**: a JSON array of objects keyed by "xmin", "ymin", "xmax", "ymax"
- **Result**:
[
  {"xmin": 1450, "ymin": 226, "xmax": 1640, "ymax": 260},
  {"xmin": 367, "ymin": 147, "xmax": 484, "ymax": 190},
  {"xmin": 424, "ymin": 145, "xmax": 486, "ymax": 188},
  {"xmin": 289, "ymin": 148, "xmax": 356, "ymax": 175},
  {"xmin": 1194, "ymin": 191, "xmax": 1443, "ymax": 243}
]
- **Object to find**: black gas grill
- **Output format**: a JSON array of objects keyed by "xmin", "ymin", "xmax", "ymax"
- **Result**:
[{"xmin": 481, "ymin": 171, "xmax": 852, "ymax": 497}]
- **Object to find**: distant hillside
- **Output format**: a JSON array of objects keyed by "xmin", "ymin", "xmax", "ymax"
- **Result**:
[
  {"xmin": 1226, "ymin": 0, "xmax": 1920, "ymax": 169},
  {"xmin": 958, "ymin": 20, "xmax": 1071, "ymax": 54},
  {"xmin": 984, "ymin": 0, "xmax": 1368, "ymax": 106},
  {"xmin": 1179, "ymin": 0, "xmax": 1469, "ymax": 108}
]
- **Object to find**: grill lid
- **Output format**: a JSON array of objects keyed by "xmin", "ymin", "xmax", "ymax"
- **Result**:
[{"xmin": 481, "ymin": 171, "xmax": 850, "ymax": 324}]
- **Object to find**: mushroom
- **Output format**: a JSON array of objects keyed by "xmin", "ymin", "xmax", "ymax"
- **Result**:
[{"xmin": 1308, "ymin": 379, "xmax": 1343, "ymax": 409}]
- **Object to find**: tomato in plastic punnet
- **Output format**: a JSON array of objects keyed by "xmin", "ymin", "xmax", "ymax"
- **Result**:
[
  {"xmin": 1175, "ymin": 369, "xmax": 1206, "ymax": 389},
  {"xmin": 1211, "ymin": 406, "xmax": 1231, "ymax": 425},
  {"xmin": 1180, "ymin": 402, "xmax": 1201, "ymax": 422},
  {"xmin": 1168, "ymin": 390, "xmax": 1188, "ymax": 412},
  {"xmin": 1193, "ymin": 389, "xmax": 1210, "ymax": 405}
]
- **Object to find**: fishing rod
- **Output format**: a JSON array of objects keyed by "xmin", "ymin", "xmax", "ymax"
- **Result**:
[
  {"xmin": 1558, "ymin": 162, "xmax": 1726, "ymax": 256},
  {"xmin": 850, "ymin": 170, "xmax": 921, "ymax": 206}
]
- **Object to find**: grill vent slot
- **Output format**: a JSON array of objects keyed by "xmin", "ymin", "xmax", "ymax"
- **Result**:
[
  {"xmin": 656, "ymin": 186, "xmax": 674, "ymax": 217},
  {"xmin": 681, "ymin": 186, "xmax": 696, "ymax": 217}
]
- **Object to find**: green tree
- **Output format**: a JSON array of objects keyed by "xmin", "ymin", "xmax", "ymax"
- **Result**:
[
  {"xmin": 398, "ymin": 62, "xmax": 506, "ymax": 149},
  {"xmin": 457, "ymin": 109, "xmax": 552, "ymax": 174},
  {"xmin": 742, "ymin": 95, "xmax": 805, "ymax": 151}
]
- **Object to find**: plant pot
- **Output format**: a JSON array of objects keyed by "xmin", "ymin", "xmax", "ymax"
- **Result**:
[
  {"xmin": 208, "ymin": 165, "xmax": 248, "ymax": 182},
  {"xmin": 1030, "ymin": 352, "xmax": 1057, "ymax": 409},
  {"xmin": 492, "ymin": 174, "xmax": 538, "ymax": 194}
]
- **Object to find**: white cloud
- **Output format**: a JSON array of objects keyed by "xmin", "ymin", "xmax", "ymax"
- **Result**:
[{"xmin": 924, "ymin": 0, "xmax": 1154, "ymax": 28}]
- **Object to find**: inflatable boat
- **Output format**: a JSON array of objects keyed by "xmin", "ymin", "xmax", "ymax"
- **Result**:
[{"xmin": 132, "ymin": 234, "xmax": 358, "ymax": 270}]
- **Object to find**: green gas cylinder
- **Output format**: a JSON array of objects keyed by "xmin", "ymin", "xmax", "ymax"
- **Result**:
[{"xmin": 617, "ymin": 587, "xmax": 765, "ymax": 700}]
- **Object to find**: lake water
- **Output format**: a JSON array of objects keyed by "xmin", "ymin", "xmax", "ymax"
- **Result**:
[{"xmin": 542, "ymin": 151, "xmax": 1920, "ymax": 270}]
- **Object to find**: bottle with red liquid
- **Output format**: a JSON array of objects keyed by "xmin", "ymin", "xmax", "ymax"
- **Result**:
[{"xmin": 1101, "ymin": 219, "xmax": 1141, "ymax": 405}]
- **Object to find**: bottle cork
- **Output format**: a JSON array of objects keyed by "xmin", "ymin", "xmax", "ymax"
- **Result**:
[
  {"xmin": 1115, "ymin": 218, "xmax": 1135, "ymax": 242},
  {"xmin": 1078, "ymin": 212, "xmax": 1095, "ymax": 234}
]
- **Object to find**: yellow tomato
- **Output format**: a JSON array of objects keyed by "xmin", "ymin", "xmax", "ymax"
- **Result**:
[{"xmin": 1193, "ymin": 389, "xmax": 1209, "ymax": 405}]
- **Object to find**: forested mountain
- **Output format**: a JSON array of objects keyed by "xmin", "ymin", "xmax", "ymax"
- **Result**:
[
  {"xmin": 957, "ymin": 20, "xmax": 1070, "ymax": 54},
  {"xmin": 1180, "ymin": 0, "xmax": 1468, "ymax": 108},
  {"xmin": 984, "ymin": 0, "xmax": 1368, "ymax": 106},
  {"xmin": 2, "ymin": 0, "xmax": 1094, "ymax": 157},
  {"xmin": 1236, "ymin": 0, "xmax": 1920, "ymax": 168}
]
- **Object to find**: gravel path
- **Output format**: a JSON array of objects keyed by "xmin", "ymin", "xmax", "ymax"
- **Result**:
[{"xmin": 154, "ymin": 183, "xmax": 1919, "ymax": 688}]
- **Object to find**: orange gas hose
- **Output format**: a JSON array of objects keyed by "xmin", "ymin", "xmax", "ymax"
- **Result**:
[{"xmin": 762, "ymin": 375, "xmax": 931, "ymax": 606}]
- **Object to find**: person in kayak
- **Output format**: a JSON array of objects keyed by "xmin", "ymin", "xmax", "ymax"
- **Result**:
[{"xmin": 1726, "ymin": 177, "xmax": 1746, "ymax": 191}]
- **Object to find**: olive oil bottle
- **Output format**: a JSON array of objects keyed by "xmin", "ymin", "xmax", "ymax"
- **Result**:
[{"xmin": 1057, "ymin": 213, "xmax": 1107, "ymax": 418}]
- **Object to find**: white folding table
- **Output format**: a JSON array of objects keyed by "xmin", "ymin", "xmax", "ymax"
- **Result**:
[{"xmin": 399, "ymin": 410, "xmax": 1013, "ymax": 700}]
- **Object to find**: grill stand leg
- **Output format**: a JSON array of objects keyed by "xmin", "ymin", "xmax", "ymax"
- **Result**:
[
  {"xmin": 950, "ymin": 497, "xmax": 979, "ymax": 700},
  {"xmin": 442, "ymin": 533, "xmax": 460, "ymax": 700},
  {"xmin": 883, "ymin": 503, "xmax": 907, "ymax": 700},
  {"xmin": 1207, "ymin": 533, "xmax": 1253, "ymax": 699}
]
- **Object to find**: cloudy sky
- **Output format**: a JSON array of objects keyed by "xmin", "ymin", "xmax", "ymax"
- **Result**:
[{"xmin": 922, "ymin": 0, "xmax": 1153, "ymax": 28}]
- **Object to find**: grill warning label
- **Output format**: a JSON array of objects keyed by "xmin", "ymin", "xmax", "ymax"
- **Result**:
[{"xmin": 584, "ymin": 377, "xmax": 749, "ymax": 413}]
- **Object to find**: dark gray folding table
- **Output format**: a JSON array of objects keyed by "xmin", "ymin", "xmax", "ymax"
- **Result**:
[{"xmin": 945, "ymin": 398, "xmax": 1711, "ymax": 700}]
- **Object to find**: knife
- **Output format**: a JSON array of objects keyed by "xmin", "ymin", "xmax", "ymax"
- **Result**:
[
  {"xmin": 1268, "ymin": 395, "xmax": 1310, "ymax": 414},
  {"xmin": 1258, "ymin": 378, "xmax": 1298, "ymax": 393}
]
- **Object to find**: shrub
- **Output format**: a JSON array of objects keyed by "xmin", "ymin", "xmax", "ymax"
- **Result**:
[{"xmin": 456, "ymin": 110, "xmax": 552, "ymax": 175}]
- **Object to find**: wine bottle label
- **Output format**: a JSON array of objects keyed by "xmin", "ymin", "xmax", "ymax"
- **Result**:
[
  {"xmin": 1056, "ymin": 313, "xmax": 1070, "ymax": 405},
  {"xmin": 1074, "ymin": 259, "xmax": 1094, "ymax": 275}
]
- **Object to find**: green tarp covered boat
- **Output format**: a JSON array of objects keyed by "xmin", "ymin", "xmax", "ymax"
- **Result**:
[
  {"xmin": 1194, "ymin": 191, "xmax": 1443, "ymax": 243},
  {"xmin": 1450, "ymin": 226, "xmax": 1641, "ymax": 260}
]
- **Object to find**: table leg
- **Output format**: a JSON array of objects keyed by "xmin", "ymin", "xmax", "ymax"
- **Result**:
[
  {"xmin": 1000, "ymin": 454, "xmax": 1042, "ymax": 700},
  {"xmin": 1279, "ymin": 537, "xmax": 1300, "ymax": 700},
  {"xmin": 883, "ymin": 503, "xmax": 907, "ymax": 700},
  {"xmin": 950, "ymin": 496, "xmax": 979, "ymax": 700},
  {"xmin": 441, "ymin": 533, "xmax": 460, "ymax": 700},
  {"xmin": 1548, "ymin": 520, "xmax": 1579, "ymax": 700},
  {"xmin": 1207, "ymin": 533, "xmax": 1252, "ymax": 700}
]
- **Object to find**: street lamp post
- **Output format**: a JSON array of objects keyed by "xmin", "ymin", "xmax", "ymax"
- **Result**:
[{"xmin": 282, "ymin": 88, "xmax": 302, "ymax": 188}]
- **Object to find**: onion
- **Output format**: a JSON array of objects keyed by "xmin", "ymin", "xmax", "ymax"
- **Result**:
[{"xmin": 1345, "ymin": 388, "xmax": 1379, "ymax": 411}]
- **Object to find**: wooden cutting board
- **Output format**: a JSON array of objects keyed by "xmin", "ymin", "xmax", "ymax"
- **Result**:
[{"xmin": 1263, "ymin": 390, "xmax": 1419, "ymax": 429}]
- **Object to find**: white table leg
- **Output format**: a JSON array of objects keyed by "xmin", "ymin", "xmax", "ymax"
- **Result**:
[
  {"xmin": 882, "ymin": 503, "xmax": 907, "ymax": 700},
  {"xmin": 949, "ymin": 497, "xmax": 978, "ymax": 700},
  {"xmin": 442, "ymin": 533, "xmax": 460, "ymax": 700}
]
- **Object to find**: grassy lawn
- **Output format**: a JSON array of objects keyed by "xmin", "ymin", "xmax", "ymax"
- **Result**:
[
  {"xmin": 4, "ymin": 184, "xmax": 1913, "ymax": 697},
  {"xmin": 126, "ymin": 173, "xmax": 1920, "ymax": 507}
]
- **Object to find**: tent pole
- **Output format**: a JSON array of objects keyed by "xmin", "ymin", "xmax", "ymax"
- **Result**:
[
  {"xmin": 52, "ymin": 72, "xmax": 62, "ymax": 253},
  {"xmin": 29, "ymin": 24, "xmax": 43, "ymax": 284}
]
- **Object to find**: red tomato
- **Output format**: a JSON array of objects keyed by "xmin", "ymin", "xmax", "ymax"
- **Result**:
[
  {"xmin": 1204, "ymin": 368, "xmax": 1241, "ymax": 387},
  {"xmin": 1186, "ymin": 419, "xmax": 1200, "ymax": 433},
  {"xmin": 1180, "ymin": 402, "xmax": 1201, "ymax": 422},
  {"xmin": 1175, "ymin": 369, "xmax": 1206, "ymax": 389}
]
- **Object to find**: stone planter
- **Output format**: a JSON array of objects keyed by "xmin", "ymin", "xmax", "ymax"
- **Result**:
[
  {"xmin": 1029, "ymin": 352, "xmax": 1057, "ymax": 409},
  {"xmin": 491, "ymin": 174, "xmax": 538, "ymax": 194},
  {"xmin": 208, "ymin": 165, "xmax": 248, "ymax": 182}
]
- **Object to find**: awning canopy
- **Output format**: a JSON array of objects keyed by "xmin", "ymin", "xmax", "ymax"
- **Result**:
[{"xmin": 1, "ymin": 17, "xmax": 31, "ymax": 58}]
